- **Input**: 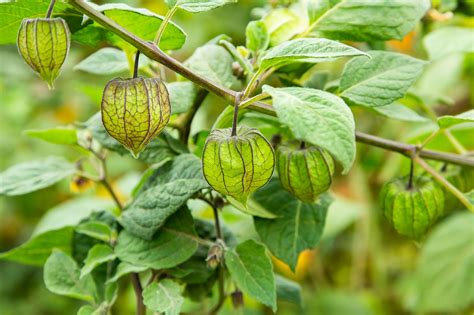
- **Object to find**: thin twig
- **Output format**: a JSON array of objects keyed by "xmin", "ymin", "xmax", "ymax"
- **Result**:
[
  {"xmin": 131, "ymin": 273, "xmax": 146, "ymax": 315},
  {"xmin": 153, "ymin": 5, "xmax": 178, "ymax": 46},
  {"xmin": 45, "ymin": 0, "xmax": 56, "ymax": 18},
  {"xmin": 133, "ymin": 51, "xmax": 140, "ymax": 79},
  {"xmin": 69, "ymin": 0, "xmax": 474, "ymax": 168},
  {"xmin": 231, "ymin": 92, "xmax": 242, "ymax": 137}
]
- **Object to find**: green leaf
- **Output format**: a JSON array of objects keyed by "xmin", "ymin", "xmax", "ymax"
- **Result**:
[
  {"xmin": 259, "ymin": 38, "xmax": 367, "ymax": 71},
  {"xmin": 106, "ymin": 262, "xmax": 148, "ymax": 284},
  {"xmin": 142, "ymin": 279, "xmax": 184, "ymax": 315},
  {"xmin": 414, "ymin": 212, "xmax": 474, "ymax": 312},
  {"xmin": 311, "ymin": 0, "xmax": 429, "ymax": 41},
  {"xmin": 167, "ymin": 81, "xmax": 199, "ymax": 115},
  {"xmin": 424, "ymin": 27, "xmax": 474, "ymax": 60},
  {"xmin": 0, "ymin": 0, "xmax": 75, "ymax": 45},
  {"xmin": 370, "ymin": 103, "xmax": 430, "ymax": 123},
  {"xmin": 185, "ymin": 44, "xmax": 240, "ymax": 89},
  {"xmin": 44, "ymin": 251, "xmax": 97, "ymax": 302},
  {"xmin": 120, "ymin": 154, "xmax": 207, "ymax": 239},
  {"xmin": 262, "ymin": 8, "xmax": 307, "ymax": 47},
  {"xmin": 0, "ymin": 157, "xmax": 76, "ymax": 196},
  {"xmin": 437, "ymin": 110, "xmax": 474, "ymax": 128},
  {"xmin": 167, "ymin": 0, "xmax": 237, "ymax": 13},
  {"xmin": 24, "ymin": 127, "xmax": 78, "ymax": 145},
  {"xmin": 276, "ymin": 275, "xmax": 302, "ymax": 306},
  {"xmin": 76, "ymin": 221, "xmax": 114, "ymax": 243},
  {"xmin": 81, "ymin": 244, "xmax": 116, "ymax": 278},
  {"xmin": 339, "ymin": 51, "xmax": 426, "ymax": 107},
  {"xmin": 116, "ymin": 207, "xmax": 199, "ymax": 269},
  {"xmin": 246, "ymin": 21, "xmax": 270, "ymax": 53},
  {"xmin": 76, "ymin": 3, "xmax": 186, "ymax": 51},
  {"xmin": 74, "ymin": 48, "xmax": 150, "ymax": 75},
  {"xmin": 253, "ymin": 179, "xmax": 331, "ymax": 270},
  {"xmin": 33, "ymin": 197, "xmax": 114, "ymax": 236},
  {"xmin": 225, "ymin": 240, "xmax": 276, "ymax": 311},
  {"xmin": 0, "ymin": 227, "xmax": 73, "ymax": 266},
  {"xmin": 263, "ymin": 86, "xmax": 355, "ymax": 174}
]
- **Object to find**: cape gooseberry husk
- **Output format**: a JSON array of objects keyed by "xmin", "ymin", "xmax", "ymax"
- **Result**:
[
  {"xmin": 277, "ymin": 144, "xmax": 334, "ymax": 203},
  {"xmin": 17, "ymin": 18, "xmax": 70, "ymax": 89},
  {"xmin": 101, "ymin": 77, "xmax": 171, "ymax": 158},
  {"xmin": 380, "ymin": 176, "xmax": 445, "ymax": 239},
  {"xmin": 202, "ymin": 126, "xmax": 275, "ymax": 204}
]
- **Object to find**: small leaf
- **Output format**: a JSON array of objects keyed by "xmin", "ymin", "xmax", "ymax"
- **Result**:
[
  {"xmin": 259, "ymin": 38, "xmax": 367, "ymax": 71},
  {"xmin": 424, "ymin": 27, "xmax": 474, "ymax": 60},
  {"xmin": 81, "ymin": 244, "xmax": 116, "ymax": 278},
  {"xmin": 0, "ymin": 157, "xmax": 76, "ymax": 196},
  {"xmin": 339, "ymin": 51, "xmax": 426, "ymax": 107},
  {"xmin": 0, "ymin": 227, "xmax": 73, "ymax": 266},
  {"xmin": 107, "ymin": 262, "xmax": 148, "ymax": 284},
  {"xmin": 246, "ymin": 21, "xmax": 269, "ymax": 53},
  {"xmin": 76, "ymin": 221, "xmax": 114, "ymax": 243},
  {"xmin": 414, "ymin": 212, "xmax": 474, "ymax": 312},
  {"xmin": 116, "ymin": 207, "xmax": 199, "ymax": 269},
  {"xmin": 311, "ymin": 0, "xmax": 429, "ymax": 41},
  {"xmin": 142, "ymin": 279, "xmax": 184, "ymax": 315},
  {"xmin": 24, "ymin": 127, "xmax": 78, "ymax": 145},
  {"xmin": 253, "ymin": 179, "xmax": 331, "ymax": 270},
  {"xmin": 185, "ymin": 44, "xmax": 240, "ymax": 89},
  {"xmin": 167, "ymin": 0, "xmax": 237, "ymax": 13},
  {"xmin": 370, "ymin": 103, "xmax": 430, "ymax": 123},
  {"xmin": 262, "ymin": 8, "xmax": 307, "ymax": 47},
  {"xmin": 74, "ymin": 47, "xmax": 150, "ymax": 75},
  {"xmin": 437, "ymin": 110, "xmax": 474, "ymax": 129},
  {"xmin": 263, "ymin": 86, "xmax": 355, "ymax": 174},
  {"xmin": 44, "ymin": 251, "xmax": 97, "ymax": 302},
  {"xmin": 225, "ymin": 240, "xmax": 276, "ymax": 311}
]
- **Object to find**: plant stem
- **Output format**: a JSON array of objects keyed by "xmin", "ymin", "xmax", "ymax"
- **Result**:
[
  {"xmin": 133, "ymin": 51, "xmax": 140, "ymax": 79},
  {"xmin": 443, "ymin": 129, "xmax": 467, "ymax": 154},
  {"xmin": 219, "ymin": 39, "xmax": 254, "ymax": 78},
  {"xmin": 210, "ymin": 198, "xmax": 226, "ymax": 315},
  {"xmin": 131, "ymin": 273, "xmax": 146, "ymax": 315},
  {"xmin": 414, "ymin": 156, "xmax": 473, "ymax": 211},
  {"xmin": 231, "ymin": 92, "xmax": 242, "ymax": 137},
  {"xmin": 154, "ymin": 5, "xmax": 178, "ymax": 46},
  {"xmin": 407, "ymin": 155, "xmax": 415, "ymax": 190},
  {"xmin": 45, "ymin": 0, "xmax": 56, "ymax": 18},
  {"xmin": 239, "ymin": 92, "xmax": 269, "ymax": 109},
  {"xmin": 69, "ymin": 0, "xmax": 474, "ymax": 168}
]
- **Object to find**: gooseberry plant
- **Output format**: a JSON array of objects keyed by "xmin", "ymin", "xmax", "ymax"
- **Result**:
[{"xmin": 1, "ymin": 0, "xmax": 473, "ymax": 314}]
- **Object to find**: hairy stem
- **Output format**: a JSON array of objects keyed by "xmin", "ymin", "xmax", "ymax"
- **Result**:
[
  {"xmin": 414, "ymin": 156, "xmax": 473, "ymax": 211},
  {"xmin": 69, "ymin": 0, "xmax": 474, "ymax": 168},
  {"xmin": 45, "ymin": 0, "xmax": 56, "ymax": 18}
]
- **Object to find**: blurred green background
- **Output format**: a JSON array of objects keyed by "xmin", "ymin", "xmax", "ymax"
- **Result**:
[{"xmin": 0, "ymin": 0, "xmax": 473, "ymax": 314}]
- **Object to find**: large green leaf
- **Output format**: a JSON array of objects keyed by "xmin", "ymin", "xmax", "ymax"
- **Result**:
[
  {"xmin": 166, "ymin": 0, "xmax": 237, "ymax": 13},
  {"xmin": 339, "ymin": 51, "xmax": 426, "ymax": 107},
  {"xmin": 311, "ymin": 0, "xmax": 429, "ymax": 41},
  {"xmin": 0, "ymin": 157, "xmax": 76, "ymax": 196},
  {"xmin": 437, "ymin": 110, "xmax": 474, "ymax": 129},
  {"xmin": 167, "ymin": 81, "xmax": 199, "ymax": 115},
  {"xmin": 120, "ymin": 154, "xmax": 207, "ymax": 239},
  {"xmin": 0, "ymin": 0, "xmax": 77, "ymax": 45},
  {"xmin": 0, "ymin": 227, "xmax": 73, "ymax": 266},
  {"xmin": 24, "ymin": 127, "xmax": 78, "ymax": 145},
  {"xmin": 116, "ymin": 207, "xmax": 199, "ymax": 269},
  {"xmin": 225, "ymin": 240, "xmax": 276, "ymax": 311},
  {"xmin": 253, "ymin": 179, "xmax": 331, "ymax": 270},
  {"xmin": 259, "ymin": 38, "xmax": 367, "ymax": 71},
  {"xmin": 142, "ymin": 279, "xmax": 184, "ymax": 315},
  {"xmin": 185, "ymin": 44, "xmax": 240, "ymax": 89},
  {"xmin": 74, "ymin": 47, "xmax": 150, "ymax": 75},
  {"xmin": 424, "ymin": 27, "xmax": 474, "ymax": 60},
  {"xmin": 80, "ymin": 244, "xmax": 116, "ymax": 278},
  {"xmin": 263, "ymin": 86, "xmax": 355, "ymax": 174},
  {"xmin": 414, "ymin": 212, "xmax": 474, "ymax": 312},
  {"xmin": 44, "ymin": 251, "xmax": 97, "ymax": 302}
]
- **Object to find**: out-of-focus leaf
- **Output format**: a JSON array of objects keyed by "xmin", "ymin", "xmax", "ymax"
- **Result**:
[
  {"xmin": 413, "ymin": 212, "xmax": 474, "ymax": 312},
  {"xmin": 24, "ymin": 127, "xmax": 78, "ymax": 145},
  {"xmin": 262, "ymin": 8, "xmax": 307, "ymax": 47},
  {"xmin": 370, "ymin": 103, "xmax": 430, "ymax": 123},
  {"xmin": 166, "ymin": 0, "xmax": 237, "ymax": 13},
  {"xmin": 424, "ymin": 27, "xmax": 474, "ymax": 60},
  {"xmin": 167, "ymin": 81, "xmax": 199, "ymax": 115},
  {"xmin": 0, "ymin": 157, "xmax": 76, "ymax": 196},
  {"xmin": 437, "ymin": 110, "xmax": 474, "ymax": 128},
  {"xmin": 44, "ymin": 251, "xmax": 97, "ymax": 302},
  {"xmin": 253, "ymin": 179, "xmax": 331, "ymax": 270},
  {"xmin": 225, "ymin": 240, "xmax": 276, "ymax": 311},
  {"xmin": 263, "ymin": 86, "xmax": 355, "ymax": 174},
  {"xmin": 142, "ymin": 279, "xmax": 184, "ymax": 315},
  {"xmin": 74, "ymin": 48, "xmax": 150, "ymax": 75},
  {"xmin": 0, "ymin": 227, "xmax": 73, "ymax": 266},
  {"xmin": 246, "ymin": 20, "xmax": 270, "ymax": 53},
  {"xmin": 276, "ymin": 275, "xmax": 302, "ymax": 306},
  {"xmin": 340, "ymin": 51, "xmax": 426, "ymax": 107}
]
